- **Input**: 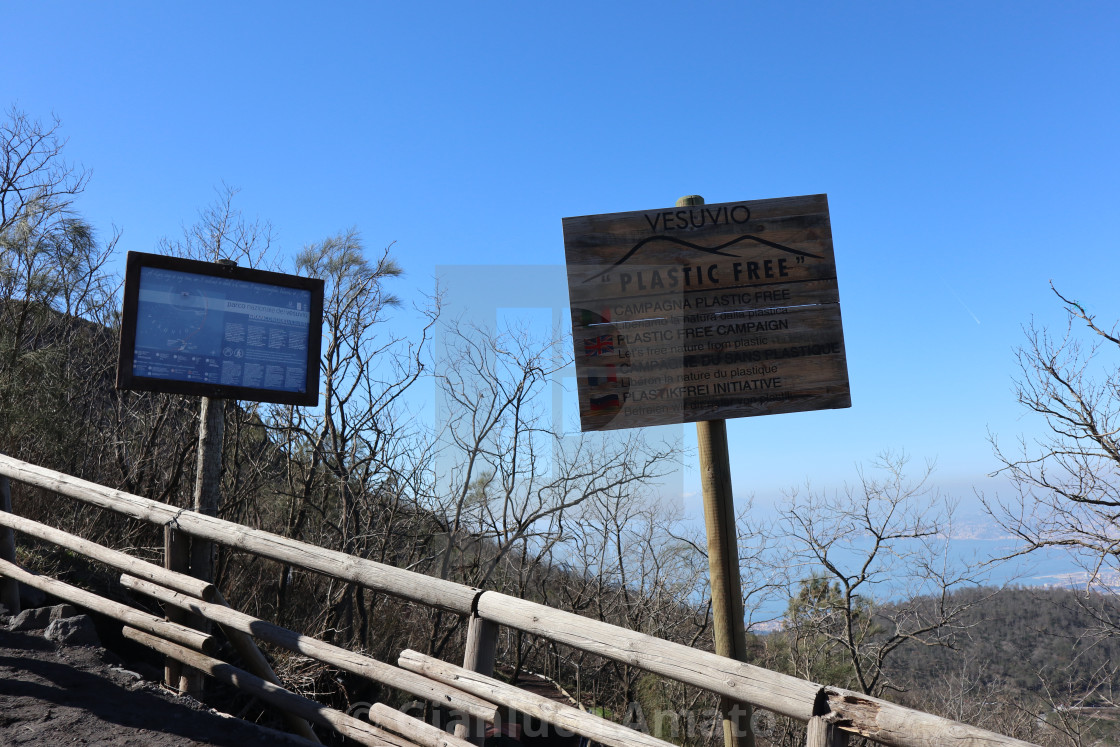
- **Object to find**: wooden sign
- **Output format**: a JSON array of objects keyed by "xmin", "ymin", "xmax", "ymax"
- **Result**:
[{"xmin": 564, "ymin": 194, "xmax": 850, "ymax": 431}]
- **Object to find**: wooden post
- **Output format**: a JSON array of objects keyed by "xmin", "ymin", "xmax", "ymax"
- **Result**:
[
  {"xmin": 684, "ymin": 189, "xmax": 754, "ymax": 747},
  {"xmin": 190, "ymin": 394, "xmax": 224, "ymax": 584},
  {"xmin": 0, "ymin": 476, "xmax": 19, "ymax": 616},
  {"xmin": 805, "ymin": 715, "xmax": 848, "ymax": 747},
  {"xmin": 455, "ymin": 614, "xmax": 499, "ymax": 745},
  {"xmin": 187, "ymin": 394, "xmax": 223, "ymax": 694},
  {"xmin": 164, "ymin": 524, "xmax": 191, "ymax": 690},
  {"xmin": 806, "ymin": 716, "xmax": 828, "ymax": 747},
  {"xmin": 189, "ymin": 256, "xmax": 235, "ymax": 586}
]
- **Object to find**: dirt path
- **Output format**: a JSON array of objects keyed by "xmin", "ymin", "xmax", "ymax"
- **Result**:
[{"xmin": 0, "ymin": 625, "xmax": 313, "ymax": 746}]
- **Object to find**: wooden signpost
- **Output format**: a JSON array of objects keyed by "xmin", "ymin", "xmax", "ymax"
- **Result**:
[
  {"xmin": 564, "ymin": 193, "xmax": 849, "ymax": 431},
  {"xmin": 116, "ymin": 253, "xmax": 325, "ymax": 697},
  {"xmin": 563, "ymin": 194, "xmax": 850, "ymax": 747}
]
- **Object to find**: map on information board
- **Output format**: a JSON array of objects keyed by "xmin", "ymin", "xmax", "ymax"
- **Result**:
[{"xmin": 117, "ymin": 252, "xmax": 324, "ymax": 406}]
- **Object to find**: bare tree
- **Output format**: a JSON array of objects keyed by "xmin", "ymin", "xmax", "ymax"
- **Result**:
[
  {"xmin": 910, "ymin": 656, "xmax": 1050, "ymax": 745},
  {"xmin": 987, "ymin": 285, "xmax": 1120, "ymax": 612},
  {"xmin": 0, "ymin": 107, "xmax": 89, "ymax": 238},
  {"xmin": 157, "ymin": 183, "xmax": 275, "ymax": 267},
  {"xmin": 557, "ymin": 490, "xmax": 720, "ymax": 732},
  {"xmin": 422, "ymin": 318, "xmax": 681, "ymax": 656},
  {"xmin": 774, "ymin": 452, "xmax": 989, "ymax": 696},
  {"xmin": 981, "ymin": 287, "xmax": 1120, "ymax": 742},
  {"xmin": 1029, "ymin": 661, "xmax": 1120, "ymax": 747},
  {"xmin": 261, "ymin": 230, "xmax": 436, "ymax": 649}
]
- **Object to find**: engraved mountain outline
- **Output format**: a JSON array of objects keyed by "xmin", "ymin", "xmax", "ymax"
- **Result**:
[{"xmin": 583, "ymin": 233, "xmax": 824, "ymax": 283}]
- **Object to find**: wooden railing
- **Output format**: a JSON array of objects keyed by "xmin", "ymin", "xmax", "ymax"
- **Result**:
[{"xmin": 0, "ymin": 453, "xmax": 1037, "ymax": 747}]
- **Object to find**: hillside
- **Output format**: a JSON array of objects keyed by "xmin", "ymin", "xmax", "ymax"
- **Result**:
[
  {"xmin": 881, "ymin": 586, "xmax": 1120, "ymax": 745},
  {"xmin": 888, "ymin": 586, "xmax": 1120, "ymax": 697}
]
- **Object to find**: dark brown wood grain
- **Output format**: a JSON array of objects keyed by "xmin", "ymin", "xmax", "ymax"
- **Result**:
[{"xmin": 564, "ymin": 194, "xmax": 850, "ymax": 430}]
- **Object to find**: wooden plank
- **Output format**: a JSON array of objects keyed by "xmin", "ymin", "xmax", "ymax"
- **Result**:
[
  {"xmin": 0, "ymin": 557, "xmax": 216, "ymax": 654},
  {"xmin": 564, "ymin": 195, "xmax": 836, "ymax": 298},
  {"xmin": 0, "ymin": 454, "xmax": 479, "ymax": 615},
  {"xmin": 123, "ymin": 626, "xmax": 419, "ymax": 747},
  {"xmin": 399, "ymin": 650, "xmax": 680, "ymax": 747},
  {"xmin": 568, "ymin": 262, "xmax": 840, "ymax": 314},
  {"xmin": 473, "ymin": 593, "xmax": 821, "ymax": 721},
  {"xmin": 571, "ymin": 280, "xmax": 840, "ymax": 327},
  {"xmin": 119, "ymin": 574, "xmax": 498, "ymax": 722},
  {"xmin": 573, "ymin": 304, "xmax": 847, "ymax": 375}
]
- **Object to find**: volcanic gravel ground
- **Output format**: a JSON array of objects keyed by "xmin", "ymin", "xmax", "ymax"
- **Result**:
[{"xmin": 0, "ymin": 625, "xmax": 313, "ymax": 746}]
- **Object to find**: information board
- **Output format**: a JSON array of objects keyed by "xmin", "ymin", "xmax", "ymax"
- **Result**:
[
  {"xmin": 116, "ymin": 252, "xmax": 324, "ymax": 405},
  {"xmin": 563, "ymin": 194, "xmax": 850, "ymax": 431}
]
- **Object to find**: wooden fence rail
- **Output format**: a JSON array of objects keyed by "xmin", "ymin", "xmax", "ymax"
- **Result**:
[
  {"xmin": 123, "ymin": 626, "xmax": 434, "ymax": 747},
  {"xmin": 0, "ymin": 509, "xmax": 214, "ymax": 600},
  {"xmin": 0, "ymin": 509, "xmax": 320, "ymax": 740},
  {"xmin": 119, "ymin": 573, "xmax": 499, "ymax": 722},
  {"xmin": 0, "ymin": 453, "xmax": 1039, "ymax": 747},
  {"xmin": 0, "ymin": 454, "xmax": 478, "ymax": 613},
  {"xmin": 0, "ymin": 557, "xmax": 216, "ymax": 654},
  {"xmin": 399, "ymin": 649, "xmax": 680, "ymax": 747},
  {"xmin": 0, "ymin": 508, "xmax": 500, "ymax": 724}
]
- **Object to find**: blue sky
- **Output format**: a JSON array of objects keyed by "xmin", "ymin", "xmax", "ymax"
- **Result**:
[{"xmin": 5, "ymin": 1, "xmax": 1119, "ymax": 532}]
